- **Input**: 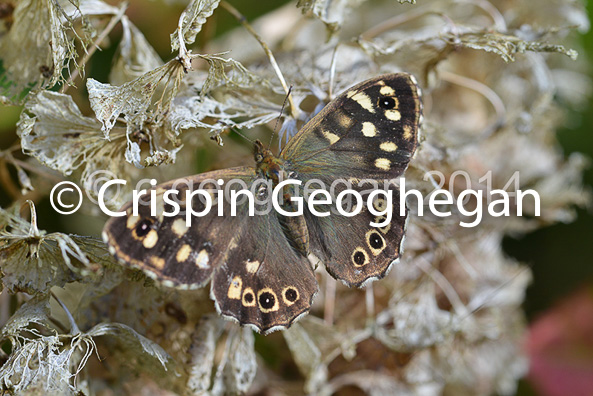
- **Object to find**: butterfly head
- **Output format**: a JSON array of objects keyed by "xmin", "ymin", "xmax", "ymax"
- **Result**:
[{"xmin": 254, "ymin": 139, "xmax": 284, "ymax": 183}]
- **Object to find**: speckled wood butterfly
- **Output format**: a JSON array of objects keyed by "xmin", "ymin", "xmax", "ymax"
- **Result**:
[{"xmin": 103, "ymin": 73, "xmax": 421, "ymax": 333}]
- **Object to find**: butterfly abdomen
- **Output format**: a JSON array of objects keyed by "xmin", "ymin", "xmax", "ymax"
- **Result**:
[{"xmin": 278, "ymin": 214, "xmax": 309, "ymax": 257}]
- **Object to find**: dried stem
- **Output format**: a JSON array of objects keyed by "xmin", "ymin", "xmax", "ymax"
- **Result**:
[
  {"xmin": 61, "ymin": 4, "xmax": 128, "ymax": 93},
  {"xmin": 220, "ymin": 1, "xmax": 299, "ymax": 120}
]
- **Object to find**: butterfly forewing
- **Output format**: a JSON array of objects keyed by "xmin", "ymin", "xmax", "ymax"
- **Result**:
[
  {"xmin": 281, "ymin": 73, "xmax": 421, "ymax": 287},
  {"xmin": 280, "ymin": 73, "xmax": 420, "ymax": 181}
]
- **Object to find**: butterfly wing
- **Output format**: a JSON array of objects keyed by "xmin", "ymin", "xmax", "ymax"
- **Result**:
[
  {"xmin": 280, "ymin": 73, "xmax": 421, "ymax": 180},
  {"xmin": 304, "ymin": 185, "xmax": 407, "ymax": 287},
  {"xmin": 102, "ymin": 167, "xmax": 317, "ymax": 333},
  {"xmin": 280, "ymin": 73, "xmax": 421, "ymax": 287}
]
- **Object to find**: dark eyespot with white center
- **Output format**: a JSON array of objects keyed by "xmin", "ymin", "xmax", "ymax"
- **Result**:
[
  {"xmin": 379, "ymin": 96, "xmax": 396, "ymax": 109},
  {"xmin": 368, "ymin": 231, "xmax": 384, "ymax": 249},
  {"xmin": 135, "ymin": 219, "xmax": 152, "ymax": 237},
  {"xmin": 257, "ymin": 288, "xmax": 279, "ymax": 312},
  {"xmin": 365, "ymin": 230, "xmax": 387, "ymax": 256}
]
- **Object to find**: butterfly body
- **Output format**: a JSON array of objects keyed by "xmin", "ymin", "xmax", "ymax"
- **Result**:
[{"xmin": 103, "ymin": 73, "xmax": 421, "ymax": 333}]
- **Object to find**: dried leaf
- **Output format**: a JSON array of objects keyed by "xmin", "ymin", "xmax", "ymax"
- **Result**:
[
  {"xmin": 1, "ymin": 295, "xmax": 51, "ymax": 338},
  {"xmin": 87, "ymin": 59, "xmax": 185, "ymax": 137},
  {"xmin": 110, "ymin": 16, "xmax": 163, "ymax": 85},
  {"xmin": 170, "ymin": 0, "xmax": 221, "ymax": 52},
  {"xmin": 87, "ymin": 59, "xmax": 185, "ymax": 168},
  {"xmin": 0, "ymin": 296, "xmax": 96, "ymax": 395},
  {"xmin": 448, "ymin": 31, "xmax": 579, "ymax": 63},
  {"xmin": 186, "ymin": 315, "xmax": 225, "ymax": 393},
  {"xmin": 0, "ymin": 204, "xmax": 112, "ymax": 294},
  {"xmin": 17, "ymin": 90, "xmax": 105, "ymax": 176},
  {"xmin": 0, "ymin": 0, "xmax": 77, "ymax": 103},
  {"xmin": 169, "ymin": 54, "xmax": 281, "ymax": 137},
  {"xmin": 297, "ymin": 0, "xmax": 366, "ymax": 32},
  {"xmin": 222, "ymin": 327, "xmax": 257, "ymax": 394},
  {"xmin": 87, "ymin": 322, "xmax": 174, "ymax": 371}
]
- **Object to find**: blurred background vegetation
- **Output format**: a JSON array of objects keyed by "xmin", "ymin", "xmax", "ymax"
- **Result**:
[{"xmin": 0, "ymin": 0, "xmax": 591, "ymax": 394}]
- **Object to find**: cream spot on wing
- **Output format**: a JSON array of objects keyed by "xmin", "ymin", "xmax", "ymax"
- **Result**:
[
  {"xmin": 143, "ymin": 230, "xmax": 159, "ymax": 249},
  {"xmin": 126, "ymin": 215, "xmax": 140, "ymax": 229},
  {"xmin": 195, "ymin": 249, "xmax": 209, "ymax": 269},
  {"xmin": 323, "ymin": 130, "xmax": 340, "ymax": 144},
  {"xmin": 337, "ymin": 112, "xmax": 354, "ymax": 128},
  {"xmin": 373, "ymin": 197, "xmax": 388, "ymax": 212},
  {"xmin": 350, "ymin": 92, "xmax": 375, "ymax": 113},
  {"xmin": 245, "ymin": 259, "xmax": 260, "ymax": 274},
  {"xmin": 150, "ymin": 256, "xmax": 165, "ymax": 269},
  {"xmin": 380, "ymin": 86, "xmax": 395, "ymax": 96},
  {"xmin": 362, "ymin": 122, "xmax": 377, "ymax": 137},
  {"xmin": 403, "ymin": 125, "xmax": 413, "ymax": 140},
  {"xmin": 375, "ymin": 158, "xmax": 391, "ymax": 171},
  {"xmin": 375, "ymin": 215, "xmax": 392, "ymax": 234},
  {"xmin": 380, "ymin": 142, "xmax": 398, "ymax": 152},
  {"xmin": 227, "ymin": 276, "xmax": 242, "ymax": 300},
  {"xmin": 385, "ymin": 109, "xmax": 401, "ymax": 121},
  {"xmin": 152, "ymin": 195, "xmax": 165, "ymax": 222},
  {"xmin": 171, "ymin": 218, "xmax": 188, "ymax": 237},
  {"xmin": 176, "ymin": 244, "xmax": 191, "ymax": 262}
]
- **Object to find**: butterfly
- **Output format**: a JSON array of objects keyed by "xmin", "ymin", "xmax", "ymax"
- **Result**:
[{"xmin": 103, "ymin": 73, "xmax": 422, "ymax": 334}]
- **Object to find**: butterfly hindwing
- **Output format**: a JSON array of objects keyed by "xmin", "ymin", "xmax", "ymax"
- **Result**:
[
  {"xmin": 305, "ymin": 184, "xmax": 407, "ymax": 287},
  {"xmin": 211, "ymin": 212, "xmax": 318, "ymax": 333}
]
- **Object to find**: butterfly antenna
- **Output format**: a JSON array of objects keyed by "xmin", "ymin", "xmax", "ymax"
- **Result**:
[
  {"xmin": 230, "ymin": 127, "xmax": 255, "ymax": 144},
  {"xmin": 268, "ymin": 85, "xmax": 293, "ymax": 149}
]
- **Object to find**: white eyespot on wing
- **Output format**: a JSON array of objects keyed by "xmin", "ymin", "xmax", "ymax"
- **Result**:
[
  {"xmin": 195, "ymin": 249, "xmax": 210, "ymax": 269},
  {"xmin": 176, "ymin": 244, "xmax": 192, "ymax": 262},
  {"xmin": 150, "ymin": 256, "xmax": 165, "ymax": 269},
  {"xmin": 245, "ymin": 259, "xmax": 260, "ymax": 274},
  {"xmin": 257, "ymin": 288, "xmax": 280, "ymax": 313},
  {"xmin": 242, "ymin": 287, "xmax": 256, "ymax": 306},
  {"xmin": 403, "ymin": 125, "xmax": 413, "ymax": 140},
  {"xmin": 351, "ymin": 247, "xmax": 370, "ymax": 267},
  {"xmin": 127, "ymin": 215, "xmax": 140, "ymax": 229}
]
